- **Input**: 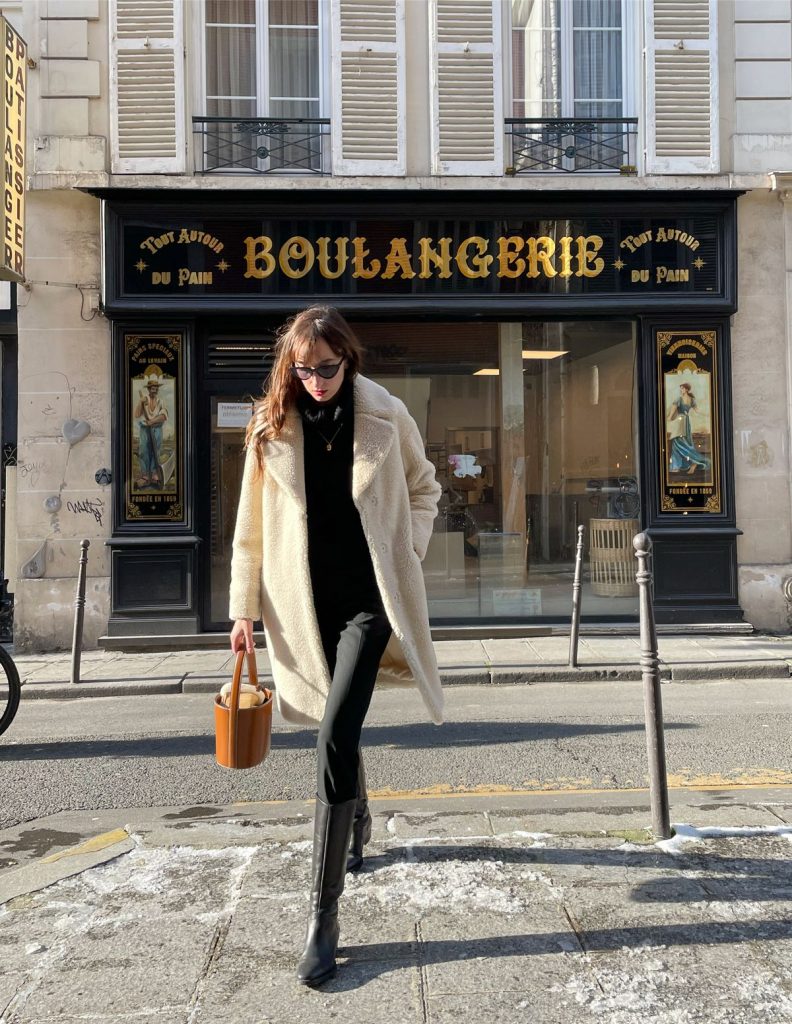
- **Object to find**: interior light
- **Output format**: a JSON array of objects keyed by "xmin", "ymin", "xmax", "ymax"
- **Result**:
[
  {"xmin": 521, "ymin": 350, "xmax": 568, "ymax": 360},
  {"xmin": 473, "ymin": 368, "xmax": 500, "ymax": 375}
]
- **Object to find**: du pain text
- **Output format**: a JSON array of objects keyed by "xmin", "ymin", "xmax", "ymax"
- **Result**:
[{"xmin": 135, "ymin": 226, "xmax": 704, "ymax": 288}]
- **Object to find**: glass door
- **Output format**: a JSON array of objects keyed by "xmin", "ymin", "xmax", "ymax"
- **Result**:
[{"xmin": 205, "ymin": 393, "xmax": 255, "ymax": 629}]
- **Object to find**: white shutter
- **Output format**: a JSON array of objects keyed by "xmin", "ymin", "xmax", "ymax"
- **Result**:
[
  {"xmin": 645, "ymin": 0, "xmax": 719, "ymax": 174},
  {"xmin": 331, "ymin": 0, "xmax": 406, "ymax": 175},
  {"xmin": 429, "ymin": 0, "xmax": 503, "ymax": 176},
  {"xmin": 110, "ymin": 0, "xmax": 185, "ymax": 173}
]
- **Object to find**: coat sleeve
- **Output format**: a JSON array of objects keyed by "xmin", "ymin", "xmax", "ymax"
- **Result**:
[
  {"xmin": 228, "ymin": 445, "xmax": 264, "ymax": 621},
  {"xmin": 396, "ymin": 402, "xmax": 442, "ymax": 562}
]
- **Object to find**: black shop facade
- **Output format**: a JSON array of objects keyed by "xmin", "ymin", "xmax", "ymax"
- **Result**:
[{"xmin": 97, "ymin": 189, "xmax": 742, "ymax": 639}]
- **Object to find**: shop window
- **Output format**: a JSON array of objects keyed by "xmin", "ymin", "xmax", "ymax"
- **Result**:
[
  {"xmin": 201, "ymin": 0, "xmax": 326, "ymax": 171},
  {"xmin": 356, "ymin": 320, "xmax": 640, "ymax": 623}
]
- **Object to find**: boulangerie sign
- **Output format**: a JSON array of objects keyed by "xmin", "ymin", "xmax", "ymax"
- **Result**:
[{"xmin": 108, "ymin": 202, "xmax": 730, "ymax": 312}]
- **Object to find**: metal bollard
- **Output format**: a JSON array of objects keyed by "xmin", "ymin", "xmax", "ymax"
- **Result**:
[
  {"xmin": 633, "ymin": 532, "xmax": 672, "ymax": 840},
  {"xmin": 70, "ymin": 539, "xmax": 90, "ymax": 686},
  {"xmin": 568, "ymin": 525, "xmax": 585, "ymax": 668}
]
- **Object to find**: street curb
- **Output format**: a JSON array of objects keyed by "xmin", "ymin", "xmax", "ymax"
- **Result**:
[
  {"xmin": 20, "ymin": 679, "xmax": 185, "ymax": 700},
  {"xmin": 669, "ymin": 660, "xmax": 791, "ymax": 681},
  {"xmin": 0, "ymin": 829, "xmax": 136, "ymax": 905},
  {"xmin": 13, "ymin": 660, "xmax": 790, "ymax": 699},
  {"xmin": 437, "ymin": 668, "xmax": 491, "ymax": 685},
  {"xmin": 490, "ymin": 665, "xmax": 649, "ymax": 683},
  {"xmin": 182, "ymin": 674, "xmax": 275, "ymax": 693}
]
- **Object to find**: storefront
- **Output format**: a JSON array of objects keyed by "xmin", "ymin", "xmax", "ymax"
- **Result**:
[{"xmin": 96, "ymin": 189, "xmax": 741, "ymax": 637}]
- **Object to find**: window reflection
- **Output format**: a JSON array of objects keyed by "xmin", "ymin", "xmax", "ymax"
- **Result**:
[{"xmin": 357, "ymin": 320, "xmax": 639, "ymax": 621}]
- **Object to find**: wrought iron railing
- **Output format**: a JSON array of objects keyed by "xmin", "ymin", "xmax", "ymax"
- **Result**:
[
  {"xmin": 192, "ymin": 116, "xmax": 331, "ymax": 175},
  {"xmin": 505, "ymin": 118, "xmax": 639, "ymax": 174}
]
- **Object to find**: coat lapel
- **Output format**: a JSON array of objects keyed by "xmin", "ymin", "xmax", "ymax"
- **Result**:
[
  {"xmin": 352, "ymin": 375, "xmax": 396, "ymax": 503},
  {"xmin": 264, "ymin": 414, "xmax": 306, "ymax": 510}
]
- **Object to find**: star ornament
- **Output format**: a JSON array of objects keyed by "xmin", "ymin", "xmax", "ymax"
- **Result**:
[
  {"xmin": 135, "ymin": 259, "xmax": 147, "ymax": 273},
  {"xmin": 216, "ymin": 260, "xmax": 230, "ymax": 273},
  {"xmin": 613, "ymin": 258, "xmax": 625, "ymax": 271},
  {"xmin": 693, "ymin": 257, "xmax": 706, "ymax": 270}
]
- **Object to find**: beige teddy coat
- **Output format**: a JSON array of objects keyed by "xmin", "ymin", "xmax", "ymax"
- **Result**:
[{"xmin": 228, "ymin": 373, "xmax": 444, "ymax": 727}]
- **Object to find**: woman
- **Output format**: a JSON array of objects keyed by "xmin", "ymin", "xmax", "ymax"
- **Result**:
[
  {"xmin": 228, "ymin": 305, "xmax": 443, "ymax": 987},
  {"xmin": 667, "ymin": 382, "xmax": 710, "ymax": 476}
]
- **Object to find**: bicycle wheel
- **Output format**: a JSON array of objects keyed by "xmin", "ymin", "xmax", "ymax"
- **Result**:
[{"xmin": 0, "ymin": 645, "xmax": 21, "ymax": 736}]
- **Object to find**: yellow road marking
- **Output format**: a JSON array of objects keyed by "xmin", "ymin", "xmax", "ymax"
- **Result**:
[
  {"xmin": 232, "ymin": 774, "xmax": 792, "ymax": 808},
  {"xmin": 366, "ymin": 775, "xmax": 792, "ymax": 800},
  {"xmin": 41, "ymin": 828, "xmax": 130, "ymax": 864}
]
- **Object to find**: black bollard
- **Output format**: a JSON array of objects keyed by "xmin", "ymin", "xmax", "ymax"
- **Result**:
[
  {"xmin": 71, "ymin": 539, "xmax": 90, "ymax": 686},
  {"xmin": 568, "ymin": 525, "xmax": 585, "ymax": 668},
  {"xmin": 634, "ymin": 532, "xmax": 672, "ymax": 840}
]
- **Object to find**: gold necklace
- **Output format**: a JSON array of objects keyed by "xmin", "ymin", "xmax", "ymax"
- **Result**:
[{"xmin": 314, "ymin": 421, "xmax": 343, "ymax": 452}]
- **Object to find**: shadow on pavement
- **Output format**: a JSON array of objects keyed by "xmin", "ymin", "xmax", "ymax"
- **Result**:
[
  {"xmin": 0, "ymin": 719, "xmax": 698, "ymax": 760},
  {"xmin": 324, "ymin": 917, "xmax": 792, "ymax": 990}
]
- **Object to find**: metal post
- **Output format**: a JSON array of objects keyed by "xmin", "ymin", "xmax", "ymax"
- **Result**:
[
  {"xmin": 71, "ymin": 539, "xmax": 90, "ymax": 686},
  {"xmin": 568, "ymin": 525, "xmax": 585, "ymax": 668},
  {"xmin": 633, "ymin": 532, "xmax": 672, "ymax": 840}
]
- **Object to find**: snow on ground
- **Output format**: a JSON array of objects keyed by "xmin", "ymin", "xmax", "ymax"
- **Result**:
[{"xmin": 658, "ymin": 822, "xmax": 792, "ymax": 854}]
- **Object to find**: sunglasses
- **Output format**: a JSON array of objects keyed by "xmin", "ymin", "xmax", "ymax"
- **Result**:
[{"xmin": 290, "ymin": 359, "xmax": 344, "ymax": 381}]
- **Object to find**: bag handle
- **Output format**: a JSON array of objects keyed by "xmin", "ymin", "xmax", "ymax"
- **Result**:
[{"xmin": 228, "ymin": 649, "xmax": 260, "ymax": 756}]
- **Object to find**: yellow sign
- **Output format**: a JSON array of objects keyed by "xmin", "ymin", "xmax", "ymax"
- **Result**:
[{"xmin": 1, "ymin": 17, "xmax": 26, "ymax": 283}]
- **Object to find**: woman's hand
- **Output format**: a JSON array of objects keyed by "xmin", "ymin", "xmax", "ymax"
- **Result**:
[{"xmin": 230, "ymin": 617, "xmax": 255, "ymax": 654}]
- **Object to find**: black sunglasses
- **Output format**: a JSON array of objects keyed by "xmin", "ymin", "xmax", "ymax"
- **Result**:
[{"xmin": 290, "ymin": 359, "xmax": 344, "ymax": 381}]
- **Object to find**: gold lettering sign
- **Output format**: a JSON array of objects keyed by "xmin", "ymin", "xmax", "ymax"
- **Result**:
[
  {"xmin": 0, "ymin": 17, "xmax": 26, "ymax": 283},
  {"xmin": 241, "ymin": 233, "xmax": 606, "ymax": 282}
]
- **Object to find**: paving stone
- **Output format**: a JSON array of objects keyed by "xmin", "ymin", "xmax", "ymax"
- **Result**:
[
  {"xmin": 387, "ymin": 810, "xmax": 492, "ymax": 840},
  {"xmin": 480, "ymin": 638, "xmax": 534, "ymax": 664},
  {"xmin": 78, "ymin": 655, "xmax": 173, "ymax": 680},
  {"xmin": 425, "ymin": 990, "xmax": 582, "ymax": 1024},
  {"xmin": 419, "ymin": 906, "xmax": 577, "ymax": 995},
  {"xmin": 193, "ymin": 956, "xmax": 422, "ymax": 1024},
  {"xmin": 580, "ymin": 940, "xmax": 792, "ymax": 1024},
  {"xmin": 669, "ymin": 803, "xmax": 784, "ymax": 828},
  {"xmin": 432, "ymin": 640, "xmax": 486, "ymax": 667},
  {"xmin": 222, "ymin": 894, "xmax": 306, "ymax": 956},
  {"xmin": 17, "ymin": 916, "xmax": 215, "ymax": 1019},
  {"xmin": 16, "ymin": 1016, "xmax": 188, "ymax": 1024}
]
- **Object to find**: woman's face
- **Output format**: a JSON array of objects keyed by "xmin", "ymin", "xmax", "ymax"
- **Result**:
[{"xmin": 293, "ymin": 337, "xmax": 347, "ymax": 403}]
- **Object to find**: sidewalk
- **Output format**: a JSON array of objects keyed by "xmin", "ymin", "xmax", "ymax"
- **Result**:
[
  {"xmin": 12, "ymin": 632, "xmax": 792, "ymax": 700},
  {"xmin": 1, "ymin": 789, "xmax": 791, "ymax": 1023}
]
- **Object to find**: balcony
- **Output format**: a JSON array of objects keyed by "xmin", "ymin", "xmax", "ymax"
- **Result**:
[
  {"xmin": 192, "ymin": 116, "xmax": 331, "ymax": 175},
  {"xmin": 505, "ymin": 118, "xmax": 639, "ymax": 175}
]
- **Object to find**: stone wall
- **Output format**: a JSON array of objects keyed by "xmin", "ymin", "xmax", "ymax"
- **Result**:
[
  {"xmin": 732, "ymin": 188, "xmax": 792, "ymax": 630},
  {"xmin": 13, "ymin": 190, "xmax": 111, "ymax": 652}
]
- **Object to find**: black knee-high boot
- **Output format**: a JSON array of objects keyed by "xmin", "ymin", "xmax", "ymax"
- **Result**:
[
  {"xmin": 347, "ymin": 750, "xmax": 372, "ymax": 873},
  {"xmin": 297, "ymin": 796, "xmax": 357, "ymax": 987}
]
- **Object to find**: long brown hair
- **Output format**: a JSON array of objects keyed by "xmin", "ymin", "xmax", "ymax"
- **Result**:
[{"xmin": 245, "ymin": 305, "xmax": 364, "ymax": 472}]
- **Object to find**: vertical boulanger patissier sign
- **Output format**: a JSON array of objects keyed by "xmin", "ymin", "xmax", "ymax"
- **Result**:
[{"xmin": 1, "ymin": 17, "xmax": 25, "ymax": 283}]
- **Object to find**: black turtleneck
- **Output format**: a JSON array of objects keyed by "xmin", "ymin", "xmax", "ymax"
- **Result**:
[{"xmin": 296, "ymin": 375, "xmax": 381, "ymax": 613}]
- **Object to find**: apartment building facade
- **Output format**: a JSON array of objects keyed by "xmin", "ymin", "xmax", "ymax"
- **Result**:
[{"xmin": 5, "ymin": 0, "xmax": 792, "ymax": 650}]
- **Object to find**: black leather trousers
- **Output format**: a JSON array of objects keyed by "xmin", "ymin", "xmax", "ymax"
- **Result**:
[{"xmin": 314, "ymin": 595, "xmax": 392, "ymax": 805}]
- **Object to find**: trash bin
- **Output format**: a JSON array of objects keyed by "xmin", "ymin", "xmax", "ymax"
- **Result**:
[{"xmin": 589, "ymin": 518, "xmax": 639, "ymax": 597}]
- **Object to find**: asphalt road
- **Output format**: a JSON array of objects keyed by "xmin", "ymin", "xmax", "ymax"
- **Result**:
[{"xmin": 1, "ymin": 679, "xmax": 790, "ymax": 831}]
